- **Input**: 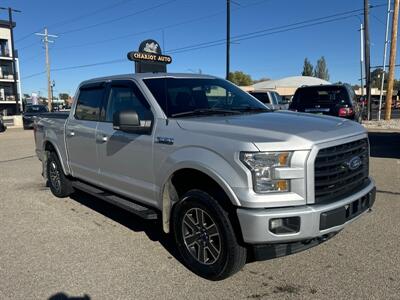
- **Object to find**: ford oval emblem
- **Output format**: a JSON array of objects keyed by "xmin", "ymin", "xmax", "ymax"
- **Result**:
[{"xmin": 348, "ymin": 156, "xmax": 362, "ymax": 170}]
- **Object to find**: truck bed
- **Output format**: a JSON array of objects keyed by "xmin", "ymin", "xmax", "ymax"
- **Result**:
[{"xmin": 34, "ymin": 112, "xmax": 69, "ymax": 169}]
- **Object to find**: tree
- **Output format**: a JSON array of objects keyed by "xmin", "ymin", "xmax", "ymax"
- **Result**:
[
  {"xmin": 314, "ymin": 56, "xmax": 330, "ymax": 81},
  {"xmin": 228, "ymin": 71, "xmax": 253, "ymax": 86},
  {"xmin": 370, "ymin": 68, "xmax": 387, "ymax": 89},
  {"xmin": 302, "ymin": 58, "xmax": 314, "ymax": 76},
  {"xmin": 58, "ymin": 93, "xmax": 70, "ymax": 101}
]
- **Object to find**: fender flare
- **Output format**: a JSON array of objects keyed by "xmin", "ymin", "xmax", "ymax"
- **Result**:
[{"xmin": 159, "ymin": 159, "xmax": 243, "ymax": 234}]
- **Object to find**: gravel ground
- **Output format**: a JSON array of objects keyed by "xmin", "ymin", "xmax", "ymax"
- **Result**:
[
  {"xmin": 0, "ymin": 129, "xmax": 399, "ymax": 300},
  {"xmin": 363, "ymin": 119, "xmax": 400, "ymax": 130}
]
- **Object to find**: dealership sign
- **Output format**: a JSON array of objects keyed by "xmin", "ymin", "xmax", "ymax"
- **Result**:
[{"xmin": 127, "ymin": 39, "xmax": 172, "ymax": 73}]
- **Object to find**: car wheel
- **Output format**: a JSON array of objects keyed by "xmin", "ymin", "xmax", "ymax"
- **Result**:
[
  {"xmin": 47, "ymin": 152, "xmax": 74, "ymax": 198},
  {"xmin": 173, "ymin": 189, "xmax": 247, "ymax": 281}
]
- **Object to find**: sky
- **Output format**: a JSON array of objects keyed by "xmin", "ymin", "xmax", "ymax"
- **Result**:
[{"xmin": 0, "ymin": 0, "xmax": 396, "ymax": 96}]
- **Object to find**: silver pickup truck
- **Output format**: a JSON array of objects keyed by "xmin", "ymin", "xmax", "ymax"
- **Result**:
[{"xmin": 34, "ymin": 73, "xmax": 376, "ymax": 280}]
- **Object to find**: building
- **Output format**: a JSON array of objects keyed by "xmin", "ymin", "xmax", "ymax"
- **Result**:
[
  {"xmin": 0, "ymin": 19, "xmax": 22, "ymax": 116},
  {"xmin": 251, "ymin": 76, "xmax": 331, "ymax": 98}
]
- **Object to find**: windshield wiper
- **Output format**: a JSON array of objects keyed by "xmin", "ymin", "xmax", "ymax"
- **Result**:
[
  {"xmin": 171, "ymin": 108, "xmax": 241, "ymax": 118},
  {"xmin": 231, "ymin": 106, "xmax": 271, "ymax": 113}
]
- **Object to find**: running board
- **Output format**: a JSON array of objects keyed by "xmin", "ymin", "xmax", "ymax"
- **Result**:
[{"xmin": 72, "ymin": 181, "xmax": 158, "ymax": 220}]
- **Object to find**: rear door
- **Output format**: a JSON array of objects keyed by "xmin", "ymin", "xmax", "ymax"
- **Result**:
[
  {"xmin": 66, "ymin": 83, "xmax": 105, "ymax": 182},
  {"xmin": 95, "ymin": 80, "xmax": 157, "ymax": 206}
]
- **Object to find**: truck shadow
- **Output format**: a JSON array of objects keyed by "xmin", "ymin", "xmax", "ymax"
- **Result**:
[
  {"xmin": 368, "ymin": 131, "xmax": 400, "ymax": 159},
  {"xmin": 48, "ymin": 292, "xmax": 90, "ymax": 300},
  {"xmin": 69, "ymin": 190, "xmax": 181, "ymax": 262}
]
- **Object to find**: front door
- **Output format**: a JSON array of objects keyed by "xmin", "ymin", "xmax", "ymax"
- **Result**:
[
  {"xmin": 66, "ymin": 83, "xmax": 106, "ymax": 182},
  {"xmin": 96, "ymin": 80, "xmax": 157, "ymax": 207}
]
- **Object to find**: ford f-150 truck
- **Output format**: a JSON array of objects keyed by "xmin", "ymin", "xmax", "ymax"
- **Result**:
[{"xmin": 34, "ymin": 73, "xmax": 376, "ymax": 281}]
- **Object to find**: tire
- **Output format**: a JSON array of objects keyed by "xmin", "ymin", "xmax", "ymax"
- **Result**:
[
  {"xmin": 47, "ymin": 151, "xmax": 74, "ymax": 198},
  {"xmin": 172, "ymin": 189, "xmax": 247, "ymax": 281}
]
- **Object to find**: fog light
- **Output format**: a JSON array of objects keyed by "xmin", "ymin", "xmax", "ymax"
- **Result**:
[{"xmin": 269, "ymin": 217, "xmax": 300, "ymax": 234}]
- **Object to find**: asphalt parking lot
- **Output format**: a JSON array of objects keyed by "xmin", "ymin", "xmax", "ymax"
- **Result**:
[{"xmin": 0, "ymin": 129, "xmax": 399, "ymax": 300}]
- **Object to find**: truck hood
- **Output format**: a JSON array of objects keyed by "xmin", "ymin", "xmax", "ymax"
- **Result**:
[{"xmin": 176, "ymin": 111, "xmax": 367, "ymax": 151}]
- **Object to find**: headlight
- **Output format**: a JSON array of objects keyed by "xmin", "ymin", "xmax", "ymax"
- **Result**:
[{"xmin": 240, "ymin": 152, "xmax": 292, "ymax": 193}]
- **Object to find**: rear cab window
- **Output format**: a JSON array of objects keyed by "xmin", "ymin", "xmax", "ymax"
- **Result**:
[
  {"xmin": 75, "ymin": 83, "xmax": 105, "ymax": 121},
  {"xmin": 292, "ymin": 86, "xmax": 350, "ymax": 107},
  {"xmin": 249, "ymin": 92, "xmax": 271, "ymax": 104}
]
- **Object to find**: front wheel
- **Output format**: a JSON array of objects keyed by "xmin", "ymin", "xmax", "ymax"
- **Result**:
[{"xmin": 173, "ymin": 190, "xmax": 247, "ymax": 281}]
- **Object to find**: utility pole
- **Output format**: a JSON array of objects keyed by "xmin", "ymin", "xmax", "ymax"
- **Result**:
[
  {"xmin": 385, "ymin": 0, "xmax": 399, "ymax": 120},
  {"xmin": 226, "ymin": 0, "xmax": 230, "ymax": 80},
  {"xmin": 364, "ymin": 0, "xmax": 372, "ymax": 120},
  {"xmin": 360, "ymin": 23, "xmax": 364, "ymax": 98},
  {"xmin": 35, "ymin": 28, "xmax": 58, "ymax": 112},
  {"xmin": 378, "ymin": 0, "xmax": 392, "ymax": 121},
  {"xmin": 0, "ymin": 7, "xmax": 21, "ymax": 114}
]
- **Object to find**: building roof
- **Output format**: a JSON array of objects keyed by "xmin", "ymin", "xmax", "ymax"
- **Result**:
[
  {"xmin": 253, "ymin": 76, "xmax": 331, "ymax": 90},
  {"xmin": 0, "ymin": 20, "xmax": 16, "ymax": 29}
]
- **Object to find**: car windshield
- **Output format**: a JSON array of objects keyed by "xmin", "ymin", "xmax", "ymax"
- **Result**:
[
  {"xmin": 25, "ymin": 105, "xmax": 48, "ymax": 113},
  {"xmin": 143, "ymin": 77, "xmax": 269, "ymax": 118},
  {"xmin": 271, "ymin": 92, "xmax": 286, "ymax": 105},
  {"xmin": 292, "ymin": 86, "xmax": 350, "ymax": 106}
]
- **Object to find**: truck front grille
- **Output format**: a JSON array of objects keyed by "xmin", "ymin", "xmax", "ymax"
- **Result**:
[{"xmin": 314, "ymin": 138, "xmax": 369, "ymax": 204}]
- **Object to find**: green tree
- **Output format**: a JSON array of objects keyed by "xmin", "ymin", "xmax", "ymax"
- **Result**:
[
  {"xmin": 58, "ymin": 93, "xmax": 70, "ymax": 101},
  {"xmin": 228, "ymin": 71, "xmax": 253, "ymax": 86},
  {"xmin": 301, "ymin": 58, "xmax": 314, "ymax": 76},
  {"xmin": 370, "ymin": 68, "xmax": 387, "ymax": 89},
  {"xmin": 314, "ymin": 56, "xmax": 330, "ymax": 81}
]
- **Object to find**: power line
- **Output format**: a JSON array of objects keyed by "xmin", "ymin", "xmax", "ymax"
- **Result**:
[
  {"xmin": 52, "ymin": 59, "xmax": 126, "ymax": 72},
  {"xmin": 22, "ymin": 71, "xmax": 46, "ymax": 80},
  {"xmin": 57, "ymin": 0, "xmax": 179, "ymax": 35},
  {"xmin": 166, "ymin": 4, "xmax": 386, "ymax": 54},
  {"xmin": 21, "ymin": 2, "xmax": 388, "ymax": 81},
  {"xmin": 15, "ymin": 0, "xmax": 137, "ymax": 43},
  {"xmin": 48, "ymin": 0, "xmax": 137, "ymax": 30},
  {"xmin": 50, "ymin": 0, "xmax": 269, "ymax": 52}
]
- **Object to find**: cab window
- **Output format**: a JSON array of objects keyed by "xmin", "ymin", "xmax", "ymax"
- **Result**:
[
  {"xmin": 75, "ymin": 84, "xmax": 105, "ymax": 121},
  {"xmin": 104, "ymin": 82, "xmax": 152, "ymax": 122}
]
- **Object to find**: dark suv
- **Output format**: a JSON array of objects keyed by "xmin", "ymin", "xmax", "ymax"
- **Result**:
[
  {"xmin": 289, "ymin": 84, "xmax": 362, "ymax": 122},
  {"xmin": 23, "ymin": 105, "xmax": 48, "ymax": 129}
]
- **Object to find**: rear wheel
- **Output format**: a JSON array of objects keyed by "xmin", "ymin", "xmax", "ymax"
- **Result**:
[
  {"xmin": 173, "ymin": 189, "xmax": 247, "ymax": 281},
  {"xmin": 47, "ymin": 152, "xmax": 74, "ymax": 198}
]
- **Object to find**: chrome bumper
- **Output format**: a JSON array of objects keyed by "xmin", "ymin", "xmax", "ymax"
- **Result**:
[{"xmin": 237, "ymin": 178, "xmax": 375, "ymax": 244}]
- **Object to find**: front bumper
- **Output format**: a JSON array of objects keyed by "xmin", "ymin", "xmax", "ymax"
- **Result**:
[{"xmin": 237, "ymin": 178, "xmax": 375, "ymax": 244}]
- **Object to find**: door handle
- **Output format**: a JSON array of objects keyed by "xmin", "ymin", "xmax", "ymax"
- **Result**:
[
  {"xmin": 68, "ymin": 131, "xmax": 75, "ymax": 137},
  {"xmin": 96, "ymin": 135, "xmax": 108, "ymax": 143}
]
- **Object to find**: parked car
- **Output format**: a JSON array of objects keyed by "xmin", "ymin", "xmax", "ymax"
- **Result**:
[
  {"xmin": 23, "ymin": 105, "xmax": 48, "ymax": 129},
  {"xmin": 289, "ymin": 84, "xmax": 363, "ymax": 122},
  {"xmin": 0, "ymin": 113, "xmax": 6, "ymax": 133},
  {"xmin": 34, "ymin": 73, "xmax": 375, "ymax": 280},
  {"xmin": 249, "ymin": 90, "xmax": 288, "ymax": 110}
]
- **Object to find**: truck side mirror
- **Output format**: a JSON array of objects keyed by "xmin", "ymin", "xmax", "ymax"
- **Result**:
[{"xmin": 113, "ymin": 110, "xmax": 152, "ymax": 134}]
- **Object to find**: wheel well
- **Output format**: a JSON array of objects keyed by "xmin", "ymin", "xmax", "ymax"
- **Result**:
[
  {"xmin": 44, "ymin": 141, "xmax": 56, "ymax": 153},
  {"xmin": 171, "ymin": 168, "xmax": 232, "ymax": 210},
  {"xmin": 170, "ymin": 168, "xmax": 245, "ymax": 244}
]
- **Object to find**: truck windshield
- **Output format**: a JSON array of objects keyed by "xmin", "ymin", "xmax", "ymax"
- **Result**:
[{"xmin": 143, "ymin": 77, "xmax": 269, "ymax": 118}]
